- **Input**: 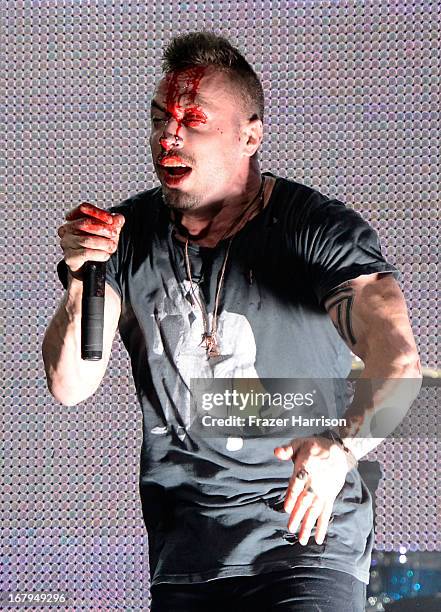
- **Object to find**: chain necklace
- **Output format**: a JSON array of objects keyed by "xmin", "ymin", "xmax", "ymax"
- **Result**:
[{"xmin": 184, "ymin": 175, "xmax": 266, "ymax": 359}]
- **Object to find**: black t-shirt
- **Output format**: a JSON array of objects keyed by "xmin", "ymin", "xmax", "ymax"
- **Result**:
[{"xmin": 58, "ymin": 172, "xmax": 399, "ymax": 585}]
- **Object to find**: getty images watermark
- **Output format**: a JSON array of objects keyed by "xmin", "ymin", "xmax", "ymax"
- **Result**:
[
  {"xmin": 199, "ymin": 387, "xmax": 346, "ymax": 429},
  {"xmin": 190, "ymin": 378, "xmax": 350, "ymax": 439},
  {"xmin": 189, "ymin": 378, "xmax": 426, "ymax": 439}
]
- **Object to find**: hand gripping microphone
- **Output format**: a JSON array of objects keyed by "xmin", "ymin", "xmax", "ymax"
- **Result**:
[{"xmin": 81, "ymin": 261, "xmax": 106, "ymax": 360}]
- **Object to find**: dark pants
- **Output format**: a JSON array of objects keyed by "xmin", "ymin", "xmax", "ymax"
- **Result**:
[{"xmin": 150, "ymin": 567, "xmax": 367, "ymax": 611}]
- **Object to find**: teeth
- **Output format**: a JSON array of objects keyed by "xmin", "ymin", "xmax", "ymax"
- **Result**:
[{"xmin": 161, "ymin": 161, "xmax": 188, "ymax": 167}]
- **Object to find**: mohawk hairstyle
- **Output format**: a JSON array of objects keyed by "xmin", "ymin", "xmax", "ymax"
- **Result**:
[{"xmin": 161, "ymin": 31, "xmax": 265, "ymax": 124}]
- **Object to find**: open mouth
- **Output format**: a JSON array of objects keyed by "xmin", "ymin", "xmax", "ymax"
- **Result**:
[
  {"xmin": 163, "ymin": 166, "xmax": 192, "ymax": 177},
  {"xmin": 160, "ymin": 164, "xmax": 193, "ymax": 186}
]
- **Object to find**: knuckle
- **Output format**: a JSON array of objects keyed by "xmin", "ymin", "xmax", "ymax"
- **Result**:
[
  {"xmin": 76, "ymin": 218, "xmax": 90, "ymax": 230},
  {"xmin": 80, "ymin": 235, "xmax": 93, "ymax": 248}
]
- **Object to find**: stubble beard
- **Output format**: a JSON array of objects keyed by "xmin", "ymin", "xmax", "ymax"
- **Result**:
[{"xmin": 161, "ymin": 186, "xmax": 202, "ymax": 212}]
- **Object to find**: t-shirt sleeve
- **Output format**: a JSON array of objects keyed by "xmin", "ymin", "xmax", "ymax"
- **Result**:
[
  {"xmin": 103, "ymin": 246, "xmax": 122, "ymax": 300},
  {"xmin": 102, "ymin": 205, "xmax": 126, "ymax": 301},
  {"xmin": 293, "ymin": 194, "xmax": 400, "ymax": 307}
]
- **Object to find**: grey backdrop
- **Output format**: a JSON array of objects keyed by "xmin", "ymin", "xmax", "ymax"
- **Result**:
[{"xmin": 2, "ymin": 0, "xmax": 439, "ymax": 609}]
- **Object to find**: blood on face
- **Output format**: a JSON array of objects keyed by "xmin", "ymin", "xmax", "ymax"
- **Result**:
[{"xmin": 159, "ymin": 67, "xmax": 209, "ymax": 142}]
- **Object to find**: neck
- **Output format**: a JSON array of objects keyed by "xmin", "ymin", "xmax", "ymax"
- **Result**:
[{"xmin": 172, "ymin": 166, "xmax": 264, "ymax": 246}]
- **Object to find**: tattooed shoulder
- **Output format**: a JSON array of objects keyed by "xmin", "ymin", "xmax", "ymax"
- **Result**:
[{"xmin": 323, "ymin": 281, "xmax": 357, "ymax": 346}]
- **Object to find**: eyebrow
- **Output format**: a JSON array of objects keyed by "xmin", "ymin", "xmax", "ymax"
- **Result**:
[
  {"xmin": 150, "ymin": 99, "xmax": 166, "ymax": 113},
  {"xmin": 150, "ymin": 97, "xmax": 213, "ymax": 113}
]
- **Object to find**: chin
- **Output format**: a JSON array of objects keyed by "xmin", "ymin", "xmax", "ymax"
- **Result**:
[{"xmin": 161, "ymin": 188, "xmax": 200, "ymax": 211}]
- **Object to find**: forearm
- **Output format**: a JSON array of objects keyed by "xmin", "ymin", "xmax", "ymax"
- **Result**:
[
  {"xmin": 42, "ymin": 274, "xmax": 102, "ymax": 405},
  {"xmin": 338, "ymin": 357, "xmax": 422, "ymax": 460},
  {"xmin": 322, "ymin": 273, "xmax": 424, "ymax": 460}
]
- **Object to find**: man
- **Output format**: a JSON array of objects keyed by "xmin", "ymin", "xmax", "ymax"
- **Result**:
[{"xmin": 42, "ymin": 31, "xmax": 422, "ymax": 611}]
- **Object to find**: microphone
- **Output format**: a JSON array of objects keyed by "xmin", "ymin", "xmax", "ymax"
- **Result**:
[{"xmin": 81, "ymin": 261, "xmax": 106, "ymax": 360}]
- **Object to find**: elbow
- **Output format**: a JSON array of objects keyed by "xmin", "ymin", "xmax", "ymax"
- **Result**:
[
  {"xmin": 45, "ymin": 382, "xmax": 85, "ymax": 406},
  {"xmin": 44, "ymin": 374, "xmax": 96, "ymax": 406},
  {"xmin": 390, "ymin": 353, "xmax": 423, "ymax": 406},
  {"xmin": 406, "ymin": 354, "xmax": 423, "ymax": 399},
  {"xmin": 42, "ymin": 359, "xmax": 79, "ymax": 406},
  {"xmin": 41, "ymin": 347, "xmax": 98, "ymax": 406},
  {"xmin": 364, "ymin": 323, "xmax": 423, "ymax": 381},
  {"xmin": 362, "ymin": 349, "xmax": 424, "ymax": 403},
  {"xmin": 397, "ymin": 351, "xmax": 423, "ymax": 381}
]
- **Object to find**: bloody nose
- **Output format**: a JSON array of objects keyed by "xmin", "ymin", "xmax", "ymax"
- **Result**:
[
  {"xmin": 159, "ymin": 136, "xmax": 175, "ymax": 151},
  {"xmin": 159, "ymin": 124, "xmax": 182, "ymax": 151}
]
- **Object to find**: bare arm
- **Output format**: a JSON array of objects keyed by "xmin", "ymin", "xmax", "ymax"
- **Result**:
[
  {"xmin": 42, "ymin": 202, "xmax": 125, "ymax": 406},
  {"xmin": 275, "ymin": 271, "xmax": 423, "ymax": 545},
  {"xmin": 42, "ymin": 274, "xmax": 121, "ymax": 406},
  {"xmin": 323, "ymin": 272, "xmax": 423, "ymax": 458}
]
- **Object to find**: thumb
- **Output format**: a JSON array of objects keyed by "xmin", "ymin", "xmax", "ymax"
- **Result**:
[
  {"xmin": 274, "ymin": 437, "xmax": 305, "ymax": 461},
  {"xmin": 274, "ymin": 444, "xmax": 294, "ymax": 460}
]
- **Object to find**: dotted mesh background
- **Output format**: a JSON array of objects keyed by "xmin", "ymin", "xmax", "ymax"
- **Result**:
[{"xmin": 1, "ymin": 0, "xmax": 439, "ymax": 609}]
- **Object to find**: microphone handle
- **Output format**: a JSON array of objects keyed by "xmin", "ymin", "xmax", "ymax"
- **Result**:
[{"xmin": 81, "ymin": 261, "xmax": 106, "ymax": 360}]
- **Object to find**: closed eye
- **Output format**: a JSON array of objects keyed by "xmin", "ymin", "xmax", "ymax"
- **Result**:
[
  {"xmin": 150, "ymin": 115, "xmax": 205, "ymax": 127},
  {"xmin": 151, "ymin": 116, "xmax": 166, "ymax": 124},
  {"xmin": 183, "ymin": 117, "xmax": 203, "ymax": 126}
]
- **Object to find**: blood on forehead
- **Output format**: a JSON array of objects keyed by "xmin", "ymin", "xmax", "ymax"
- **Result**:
[
  {"xmin": 161, "ymin": 67, "xmax": 209, "ymax": 135},
  {"xmin": 164, "ymin": 67, "xmax": 205, "ymax": 113}
]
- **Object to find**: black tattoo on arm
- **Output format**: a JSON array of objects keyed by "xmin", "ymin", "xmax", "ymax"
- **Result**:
[{"xmin": 324, "ymin": 282, "xmax": 357, "ymax": 346}]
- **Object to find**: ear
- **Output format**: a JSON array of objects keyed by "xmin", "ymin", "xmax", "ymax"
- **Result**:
[{"xmin": 241, "ymin": 116, "xmax": 263, "ymax": 158}]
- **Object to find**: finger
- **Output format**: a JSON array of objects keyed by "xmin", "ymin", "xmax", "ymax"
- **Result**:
[
  {"xmin": 69, "ymin": 217, "xmax": 119, "ymax": 238},
  {"xmin": 65, "ymin": 203, "xmax": 113, "ymax": 224},
  {"xmin": 287, "ymin": 488, "xmax": 314, "ymax": 534},
  {"xmin": 63, "ymin": 233, "xmax": 118, "ymax": 254},
  {"xmin": 315, "ymin": 501, "xmax": 334, "ymax": 545},
  {"xmin": 274, "ymin": 438, "xmax": 305, "ymax": 461},
  {"xmin": 65, "ymin": 202, "xmax": 121, "ymax": 226},
  {"xmin": 61, "ymin": 220, "xmax": 117, "ymax": 244},
  {"xmin": 63, "ymin": 246, "xmax": 114, "ymax": 273},
  {"xmin": 274, "ymin": 445, "xmax": 293, "ymax": 460},
  {"xmin": 298, "ymin": 498, "xmax": 324, "ymax": 545},
  {"xmin": 284, "ymin": 472, "xmax": 309, "ymax": 514}
]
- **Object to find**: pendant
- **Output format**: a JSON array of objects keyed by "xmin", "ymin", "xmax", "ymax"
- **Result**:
[{"xmin": 201, "ymin": 332, "xmax": 221, "ymax": 358}]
